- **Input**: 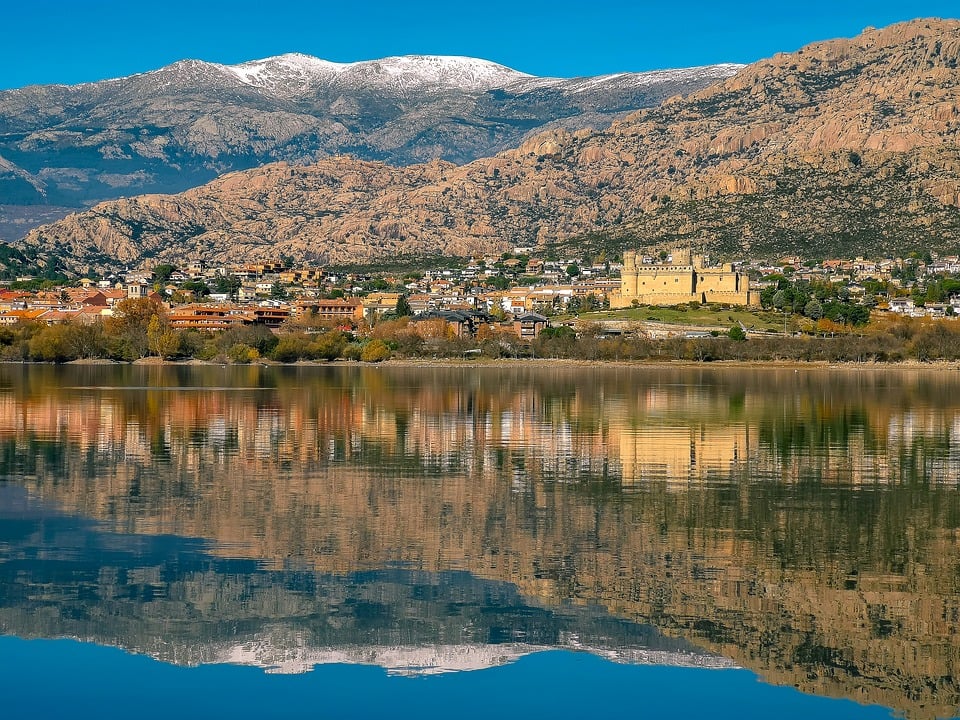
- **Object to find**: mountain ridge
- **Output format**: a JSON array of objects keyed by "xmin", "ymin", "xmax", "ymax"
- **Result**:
[
  {"xmin": 9, "ymin": 53, "xmax": 740, "ymax": 95},
  {"xmin": 17, "ymin": 18, "xmax": 960, "ymax": 270},
  {"xmin": 0, "ymin": 53, "xmax": 739, "ymax": 242}
]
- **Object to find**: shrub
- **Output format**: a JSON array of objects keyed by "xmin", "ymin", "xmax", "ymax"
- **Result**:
[
  {"xmin": 220, "ymin": 324, "xmax": 279, "ymax": 356},
  {"xmin": 178, "ymin": 330, "xmax": 206, "ymax": 358},
  {"xmin": 687, "ymin": 339, "xmax": 718, "ymax": 362},
  {"xmin": 227, "ymin": 343, "xmax": 258, "ymax": 364},
  {"xmin": 271, "ymin": 335, "xmax": 314, "ymax": 362},
  {"xmin": 360, "ymin": 339, "xmax": 391, "ymax": 363},
  {"xmin": 29, "ymin": 324, "xmax": 75, "ymax": 362},
  {"xmin": 371, "ymin": 317, "xmax": 423, "ymax": 355},
  {"xmin": 728, "ymin": 325, "xmax": 747, "ymax": 342},
  {"xmin": 194, "ymin": 341, "xmax": 221, "ymax": 362},
  {"xmin": 312, "ymin": 330, "xmax": 347, "ymax": 361}
]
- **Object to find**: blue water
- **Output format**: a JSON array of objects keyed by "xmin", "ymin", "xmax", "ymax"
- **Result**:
[
  {"xmin": 0, "ymin": 637, "xmax": 895, "ymax": 720},
  {"xmin": 2, "ymin": 364, "xmax": 959, "ymax": 720}
]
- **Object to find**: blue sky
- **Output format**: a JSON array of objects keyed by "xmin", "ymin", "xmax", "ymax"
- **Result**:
[{"xmin": 2, "ymin": 1, "xmax": 959, "ymax": 89}]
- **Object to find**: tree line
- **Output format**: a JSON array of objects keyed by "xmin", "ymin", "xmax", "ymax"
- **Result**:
[
  {"xmin": 4, "ymin": 297, "xmax": 960, "ymax": 365},
  {"xmin": 759, "ymin": 277, "xmax": 871, "ymax": 325}
]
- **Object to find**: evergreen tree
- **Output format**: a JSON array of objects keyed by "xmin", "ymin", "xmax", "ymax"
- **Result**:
[{"xmin": 395, "ymin": 294, "xmax": 412, "ymax": 317}]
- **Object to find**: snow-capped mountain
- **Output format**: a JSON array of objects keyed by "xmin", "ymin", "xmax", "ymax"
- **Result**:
[
  {"xmin": 143, "ymin": 53, "xmax": 742, "ymax": 98},
  {"xmin": 0, "ymin": 53, "xmax": 741, "ymax": 240},
  {"xmin": 216, "ymin": 54, "xmax": 534, "ymax": 96}
]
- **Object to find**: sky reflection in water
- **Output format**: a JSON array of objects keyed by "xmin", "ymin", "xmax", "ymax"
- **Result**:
[
  {"xmin": 0, "ymin": 364, "xmax": 958, "ymax": 720},
  {"xmin": 2, "ymin": 637, "xmax": 896, "ymax": 720}
]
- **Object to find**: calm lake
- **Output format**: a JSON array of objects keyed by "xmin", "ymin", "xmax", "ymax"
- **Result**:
[{"xmin": 0, "ymin": 363, "xmax": 957, "ymax": 719}]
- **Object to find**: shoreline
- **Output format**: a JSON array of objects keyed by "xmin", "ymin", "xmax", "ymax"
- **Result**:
[{"xmin": 24, "ymin": 356, "xmax": 959, "ymax": 372}]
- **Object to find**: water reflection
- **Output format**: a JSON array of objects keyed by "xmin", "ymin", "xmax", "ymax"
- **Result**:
[
  {"xmin": 0, "ymin": 364, "xmax": 958, "ymax": 719},
  {"xmin": 0, "ymin": 484, "xmax": 725, "ymax": 675}
]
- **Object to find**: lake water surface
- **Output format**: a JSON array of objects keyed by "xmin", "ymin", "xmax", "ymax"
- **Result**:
[{"xmin": 0, "ymin": 363, "xmax": 957, "ymax": 719}]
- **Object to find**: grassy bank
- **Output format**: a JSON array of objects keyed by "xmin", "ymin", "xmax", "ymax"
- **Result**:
[{"xmin": 578, "ymin": 305, "xmax": 786, "ymax": 332}]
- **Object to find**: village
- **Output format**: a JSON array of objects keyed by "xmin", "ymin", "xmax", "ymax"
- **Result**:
[{"xmin": 1, "ymin": 248, "xmax": 958, "ymax": 340}]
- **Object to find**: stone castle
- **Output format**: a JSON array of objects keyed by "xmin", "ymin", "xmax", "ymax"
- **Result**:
[{"xmin": 612, "ymin": 247, "xmax": 756, "ymax": 308}]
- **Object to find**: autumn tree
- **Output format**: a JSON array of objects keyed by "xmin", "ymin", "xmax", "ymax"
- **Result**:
[
  {"xmin": 270, "ymin": 334, "xmax": 315, "ymax": 362},
  {"xmin": 106, "ymin": 297, "xmax": 167, "ymax": 360},
  {"xmin": 218, "ymin": 324, "xmax": 279, "ymax": 356},
  {"xmin": 312, "ymin": 330, "xmax": 348, "ymax": 360},
  {"xmin": 360, "ymin": 339, "xmax": 391, "ymax": 362},
  {"xmin": 29, "ymin": 321, "xmax": 107, "ymax": 362},
  {"xmin": 29, "ymin": 324, "xmax": 74, "ymax": 362},
  {"xmin": 371, "ymin": 317, "xmax": 423, "ymax": 355},
  {"xmin": 147, "ymin": 314, "xmax": 181, "ymax": 359},
  {"xmin": 66, "ymin": 321, "xmax": 107, "ymax": 358},
  {"xmin": 414, "ymin": 318, "xmax": 455, "ymax": 341}
]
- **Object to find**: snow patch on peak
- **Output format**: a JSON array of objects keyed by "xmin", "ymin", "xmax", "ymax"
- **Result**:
[
  {"xmin": 214, "ymin": 54, "xmax": 533, "ymax": 95},
  {"xmin": 359, "ymin": 55, "xmax": 532, "ymax": 86},
  {"xmin": 506, "ymin": 63, "xmax": 745, "ymax": 94},
  {"xmin": 566, "ymin": 63, "xmax": 745, "ymax": 93},
  {"xmin": 224, "ymin": 54, "xmax": 342, "ymax": 82},
  {"xmin": 216, "ymin": 54, "xmax": 341, "ymax": 95}
]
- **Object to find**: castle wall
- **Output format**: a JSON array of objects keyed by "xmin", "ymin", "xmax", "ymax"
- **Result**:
[
  {"xmin": 697, "ymin": 266, "xmax": 740, "ymax": 294},
  {"xmin": 613, "ymin": 249, "xmax": 756, "ymax": 308},
  {"xmin": 636, "ymin": 267, "xmax": 696, "ymax": 295}
]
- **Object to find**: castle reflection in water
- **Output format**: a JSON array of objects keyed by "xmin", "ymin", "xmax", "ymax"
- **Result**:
[{"xmin": 0, "ymin": 364, "xmax": 958, "ymax": 719}]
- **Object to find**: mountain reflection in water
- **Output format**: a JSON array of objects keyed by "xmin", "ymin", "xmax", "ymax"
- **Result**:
[{"xmin": 0, "ymin": 364, "xmax": 957, "ymax": 719}]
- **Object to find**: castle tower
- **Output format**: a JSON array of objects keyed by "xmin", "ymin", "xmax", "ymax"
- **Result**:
[{"xmin": 622, "ymin": 251, "xmax": 638, "ymax": 297}]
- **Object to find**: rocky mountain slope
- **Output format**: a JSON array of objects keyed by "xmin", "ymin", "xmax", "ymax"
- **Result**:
[
  {"xmin": 18, "ymin": 19, "xmax": 960, "ymax": 271},
  {"xmin": 0, "ymin": 54, "xmax": 737, "ymax": 225}
]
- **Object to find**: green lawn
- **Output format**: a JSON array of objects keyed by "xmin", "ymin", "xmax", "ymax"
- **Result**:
[{"xmin": 578, "ymin": 305, "xmax": 787, "ymax": 332}]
